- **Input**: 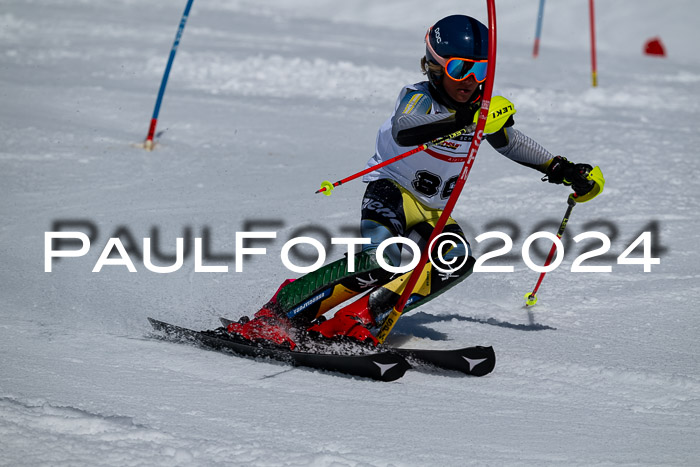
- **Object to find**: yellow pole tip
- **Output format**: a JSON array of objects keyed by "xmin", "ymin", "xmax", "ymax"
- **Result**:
[
  {"xmin": 524, "ymin": 292, "xmax": 538, "ymax": 306},
  {"xmin": 319, "ymin": 181, "xmax": 334, "ymax": 196}
]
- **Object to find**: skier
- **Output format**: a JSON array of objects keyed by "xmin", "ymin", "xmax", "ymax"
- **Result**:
[{"xmin": 226, "ymin": 14, "xmax": 605, "ymax": 349}]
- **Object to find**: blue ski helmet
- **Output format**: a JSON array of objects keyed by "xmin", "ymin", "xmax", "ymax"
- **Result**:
[{"xmin": 424, "ymin": 15, "xmax": 489, "ymax": 86}]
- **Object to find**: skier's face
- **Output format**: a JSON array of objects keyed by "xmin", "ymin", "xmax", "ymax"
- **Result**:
[{"xmin": 442, "ymin": 74, "xmax": 479, "ymax": 103}]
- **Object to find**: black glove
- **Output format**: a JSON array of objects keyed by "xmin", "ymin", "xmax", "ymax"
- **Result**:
[
  {"xmin": 544, "ymin": 156, "xmax": 595, "ymax": 196},
  {"xmin": 455, "ymin": 101, "xmax": 481, "ymax": 128}
]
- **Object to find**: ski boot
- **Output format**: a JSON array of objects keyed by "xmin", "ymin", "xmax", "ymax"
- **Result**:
[
  {"xmin": 226, "ymin": 279, "xmax": 298, "ymax": 350},
  {"xmin": 307, "ymin": 295, "xmax": 378, "ymax": 347}
]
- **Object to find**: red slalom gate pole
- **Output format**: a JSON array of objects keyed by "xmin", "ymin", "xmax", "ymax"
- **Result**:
[
  {"xmin": 376, "ymin": 0, "xmax": 498, "ymax": 344},
  {"xmin": 589, "ymin": 0, "xmax": 598, "ymax": 87}
]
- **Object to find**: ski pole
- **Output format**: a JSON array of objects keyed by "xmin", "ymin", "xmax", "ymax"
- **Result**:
[
  {"xmin": 316, "ymin": 125, "xmax": 475, "ymax": 195},
  {"xmin": 316, "ymin": 96, "xmax": 516, "ymax": 196},
  {"xmin": 143, "ymin": 0, "xmax": 194, "ymax": 151},
  {"xmin": 376, "ymin": 0, "xmax": 498, "ymax": 344},
  {"xmin": 524, "ymin": 194, "xmax": 576, "ymax": 306}
]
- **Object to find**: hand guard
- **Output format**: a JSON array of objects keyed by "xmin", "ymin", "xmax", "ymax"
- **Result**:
[
  {"xmin": 458, "ymin": 95, "xmax": 517, "ymax": 134},
  {"xmin": 544, "ymin": 156, "xmax": 605, "ymax": 203}
]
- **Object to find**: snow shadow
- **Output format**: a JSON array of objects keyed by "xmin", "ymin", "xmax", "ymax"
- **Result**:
[{"xmin": 392, "ymin": 311, "xmax": 556, "ymax": 341}]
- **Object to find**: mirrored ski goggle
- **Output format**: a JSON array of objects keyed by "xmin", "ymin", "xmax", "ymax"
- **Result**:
[{"xmin": 443, "ymin": 57, "xmax": 488, "ymax": 83}]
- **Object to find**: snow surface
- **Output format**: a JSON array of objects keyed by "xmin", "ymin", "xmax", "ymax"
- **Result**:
[{"xmin": 2, "ymin": 0, "xmax": 700, "ymax": 465}]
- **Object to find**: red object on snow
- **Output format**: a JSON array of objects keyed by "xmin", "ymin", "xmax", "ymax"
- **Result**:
[{"xmin": 644, "ymin": 37, "xmax": 666, "ymax": 57}]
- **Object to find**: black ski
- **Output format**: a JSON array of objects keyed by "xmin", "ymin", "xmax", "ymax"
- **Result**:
[
  {"xmin": 219, "ymin": 317, "xmax": 495, "ymax": 377},
  {"xmin": 390, "ymin": 346, "xmax": 495, "ymax": 377},
  {"xmin": 148, "ymin": 318, "xmax": 410, "ymax": 382}
]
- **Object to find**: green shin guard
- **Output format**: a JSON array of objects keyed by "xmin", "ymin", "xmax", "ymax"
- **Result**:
[{"xmin": 275, "ymin": 249, "xmax": 394, "ymax": 325}]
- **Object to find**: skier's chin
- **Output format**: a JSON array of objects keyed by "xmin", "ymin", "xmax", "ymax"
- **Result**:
[{"xmin": 451, "ymin": 91, "xmax": 473, "ymax": 103}]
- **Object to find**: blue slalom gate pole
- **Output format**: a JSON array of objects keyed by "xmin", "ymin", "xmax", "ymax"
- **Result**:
[
  {"xmin": 143, "ymin": 0, "xmax": 194, "ymax": 150},
  {"xmin": 532, "ymin": 0, "xmax": 545, "ymax": 58}
]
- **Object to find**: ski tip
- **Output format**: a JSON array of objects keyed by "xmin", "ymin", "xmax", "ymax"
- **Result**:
[
  {"xmin": 470, "ymin": 345, "xmax": 496, "ymax": 377},
  {"xmin": 147, "ymin": 317, "xmax": 170, "ymax": 332}
]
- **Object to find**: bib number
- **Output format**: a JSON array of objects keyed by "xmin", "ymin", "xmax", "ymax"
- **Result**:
[{"xmin": 412, "ymin": 171, "xmax": 458, "ymax": 199}]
